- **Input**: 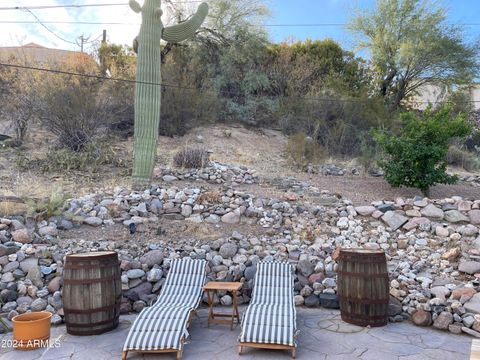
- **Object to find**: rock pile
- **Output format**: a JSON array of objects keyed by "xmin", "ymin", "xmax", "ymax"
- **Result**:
[
  {"xmin": 1, "ymin": 185, "xmax": 480, "ymax": 338},
  {"xmin": 157, "ymin": 161, "xmax": 259, "ymax": 186},
  {"xmin": 459, "ymin": 174, "xmax": 480, "ymax": 188}
]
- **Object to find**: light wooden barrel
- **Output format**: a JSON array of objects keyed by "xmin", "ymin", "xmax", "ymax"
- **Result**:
[
  {"xmin": 63, "ymin": 251, "xmax": 121, "ymax": 335},
  {"xmin": 337, "ymin": 249, "xmax": 389, "ymax": 327}
]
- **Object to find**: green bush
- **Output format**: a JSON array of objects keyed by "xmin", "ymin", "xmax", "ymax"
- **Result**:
[{"xmin": 374, "ymin": 107, "xmax": 472, "ymax": 196}]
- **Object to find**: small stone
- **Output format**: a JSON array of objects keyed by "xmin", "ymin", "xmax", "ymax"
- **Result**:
[
  {"xmin": 435, "ymin": 226, "xmax": 449, "ymax": 237},
  {"xmin": 412, "ymin": 310, "xmax": 432, "ymax": 326},
  {"xmin": 126, "ymin": 269, "xmax": 145, "ymax": 279},
  {"xmin": 162, "ymin": 175, "xmax": 177, "ymax": 182},
  {"xmin": 133, "ymin": 300, "xmax": 146, "ymax": 313},
  {"xmin": 51, "ymin": 314, "xmax": 62, "ymax": 325},
  {"xmin": 219, "ymin": 243, "xmax": 238, "ymax": 258},
  {"xmin": 84, "ymin": 217, "xmax": 103, "ymax": 226},
  {"xmin": 220, "ymin": 295, "xmax": 232, "ymax": 306},
  {"xmin": 449, "ymin": 324, "xmax": 463, "ymax": 334},
  {"xmin": 30, "ymin": 298, "xmax": 48, "ymax": 311},
  {"xmin": 47, "ymin": 277, "xmax": 62, "ymax": 293},
  {"xmin": 297, "ymin": 259, "xmax": 315, "ymax": 277},
  {"xmin": 319, "ymin": 293, "xmax": 339, "ymax": 309},
  {"xmin": 336, "ymin": 217, "xmax": 349, "ymax": 229},
  {"xmin": 304, "ymin": 295, "xmax": 319, "ymax": 307},
  {"xmin": 38, "ymin": 226, "xmax": 58, "ymax": 237},
  {"xmin": 452, "ymin": 287, "xmax": 476, "ymax": 300},
  {"xmin": 244, "ymin": 265, "xmax": 256, "ymax": 281},
  {"xmin": 441, "ymin": 248, "xmax": 461, "ymax": 261},
  {"xmin": 462, "ymin": 327, "xmax": 480, "ymax": 338},
  {"xmin": 463, "ymin": 316, "xmax": 475, "ymax": 328},
  {"xmin": 147, "ymin": 268, "xmax": 163, "ymax": 282},
  {"xmin": 294, "ymin": 295, "xmax": 304, "ymax": 306},
  {"xmin": 221, "ymin": 212, "xmax": 240, "ymax": 224}
]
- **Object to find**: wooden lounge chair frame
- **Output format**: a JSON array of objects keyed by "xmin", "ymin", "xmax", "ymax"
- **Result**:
[
  {"xmin": 122, "ymin": 309, "xmax": 198, "ymax": 360},
  {"xmin": 238, "ymin": 342, "xmax": 297, "ymax": 358}
]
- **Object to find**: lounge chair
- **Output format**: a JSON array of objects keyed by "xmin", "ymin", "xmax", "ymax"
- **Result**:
[
  {"xmin": 122, "ymin": 258, "xmax": 207, "ymax": 360},
  {"xmin": 238, "ymin": 260, "xmax": 297, "ymax": 358}
]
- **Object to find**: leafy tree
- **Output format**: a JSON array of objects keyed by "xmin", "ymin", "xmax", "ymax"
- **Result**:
[
  {"xmin": 349, "ymin": 0, "xmax": 479, "ymax": 110},
  {"xmin": 374, "ymin": 107, "xmax": 472, "ymax": 196}
]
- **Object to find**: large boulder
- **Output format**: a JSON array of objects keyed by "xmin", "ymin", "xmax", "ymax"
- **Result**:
[
  {"xmin": 219, "ymin": 243, "xmax": 238, "ymax": 258},
  {"xmin": 465, "ymin": 293, "xmax": 480, "ymax": 314},
  {"xmin": 444, "ymin": 210, "xmax": 469, "ymax": 223},
  {"xmin": 355, "ymin": 206, "xmax": 376, "ymax": 216},
  {"xmin": 412, "ymin": 310, "xmax": 432, "ymax": 326},
  {"xmin": 420, "ymin": 204, "xmax": 444, "ymax": 220},
  {"xmin": 433, "ymin": 311, "xmax": 453, "ymax": 330},
  {"xmin": 11, "ymin": 229, "xmax": 31, "ymax": 244},
  {"xmin": 469, "ymin": 210, "xmax": 480, "ymax": 225},
  {"xmin": 459, "ymin": 261, "xmax": 480, "ymax": 275},
  {"xmin": 139, "ymin": 250, "xmax": 164, "ymax": 267},
  {"xmin": 381, "ymin": 211, "xmax": 408, "ymax": 231}
]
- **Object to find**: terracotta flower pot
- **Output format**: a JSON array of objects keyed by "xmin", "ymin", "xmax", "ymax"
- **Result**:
[{"xmin": 12, "ymin": 311, "xmax": 52, "ymax": 350}]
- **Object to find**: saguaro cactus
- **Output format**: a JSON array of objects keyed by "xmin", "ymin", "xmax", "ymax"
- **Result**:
[{"xmin": 129, "ymin": 0, "xmax": 208, "ymax": 184}]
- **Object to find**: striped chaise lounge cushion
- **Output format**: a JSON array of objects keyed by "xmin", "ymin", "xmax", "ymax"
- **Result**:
[
  {"xmin": 123, "ymin": 258, "xmax": 206, "ymax": 352},
  {"xmin": 239, "ymin": 260, "xmax": 296, "ymax": 346}
]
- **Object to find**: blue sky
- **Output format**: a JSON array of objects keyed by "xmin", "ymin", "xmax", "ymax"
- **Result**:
[
  {"xmin": 0, "ymin": 0, "xmax": 479, "ymax": 55},
  {"xmin": 267, "ymin": 0, "xmax": 480, "ymax": 48}
]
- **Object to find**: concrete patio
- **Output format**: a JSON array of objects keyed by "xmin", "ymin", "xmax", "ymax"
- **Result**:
[{"xmin": 0, "ymin": 307, "xmax": 473, "ymax": 360}]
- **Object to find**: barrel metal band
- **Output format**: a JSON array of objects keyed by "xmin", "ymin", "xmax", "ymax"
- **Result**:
[
  {"xmin": 341, "ymin": 312, "xmax": 388, "ymax": 320},
  {"xmin": 338, "ymin": 256, "xmax": 386, "ymax": 263},
  {"xmin": 339, "ymin": 296, "xmax": 390, "ymax": 305},
  {"xmin": 63, "ymin": 274, "xmax": 119, "ymax": 285},
  {"xmin": 64, "ymin": 302, "xmax": 119, "ymax": 314},
  {"xmin": 65, "ymin": 261, "xmax": 120, "ymax": 270},
  {"xmin": 337, "ymin": 270, "xmax": 389, "ymax": 279},
  {"xmin": 66, "ymin": 318, "xmax": 119, "ymax": 328}
]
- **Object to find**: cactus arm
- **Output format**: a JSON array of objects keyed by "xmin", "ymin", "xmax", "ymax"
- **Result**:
[
  {"xmin": 161, "ymin": 3, "xmax": 208, "ymax": 43},
  {"xmin": 129, "ymin": 0, "xmax": 142, "ymax": 13}
]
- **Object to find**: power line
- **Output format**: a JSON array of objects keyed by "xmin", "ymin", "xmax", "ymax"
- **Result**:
[
  {"xmin": 21, "ymin": 8, "xmax": 77, "ymax": 45},
  {"xmin": 3, "ymin": 20, "xmax": 480, "ymax": 28},
  {"xmin": 0, "ymin": 1, "xmax": 206, "ymax": 10},
  {"xmin": 1, "ymin": 62, "xmax": 479, "ymax": 105}
]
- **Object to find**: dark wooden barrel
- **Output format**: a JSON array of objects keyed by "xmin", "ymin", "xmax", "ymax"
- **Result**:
[
  {"xmin": 337, "ymin": 249, "xmax": 389, "ymax": 327},
  {"xmin": 63, "ymin": 251, "xmax": 121, "ymax": 335}
]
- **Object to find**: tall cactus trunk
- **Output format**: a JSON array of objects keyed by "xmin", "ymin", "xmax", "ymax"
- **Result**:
[
  {"xmin": 132, "ymin": 0, "xmax": 162, "ymax": 185},
  {"xmin": 129, "ymin": 0, "xmax": 208, "ymax": 186}
]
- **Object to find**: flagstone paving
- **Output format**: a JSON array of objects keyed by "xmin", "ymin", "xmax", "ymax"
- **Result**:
[{"xmin": 0, "ymin": 307, "xmax": 473, "ymax": 360}]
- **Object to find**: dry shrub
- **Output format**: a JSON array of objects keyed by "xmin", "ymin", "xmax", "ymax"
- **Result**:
[
  {"xmin": 286, "ymin": 132, "xmax": 326, "ymax": 168},
  {"xmin": 173, "ymin": 147, "xmax": 209, "ymax": 168},
  {"xmin": 447, "ymin": 146, "xmax": 480, "ymax": 171}
]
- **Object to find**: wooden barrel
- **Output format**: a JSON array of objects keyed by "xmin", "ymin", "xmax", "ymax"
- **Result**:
[
  {"xmin": 337, "ymin": 249, "xmax": 389, "ymax": 327},
  {"xmin": 63, "ymin": 251, "xmax": 121, "ymax": 335}
]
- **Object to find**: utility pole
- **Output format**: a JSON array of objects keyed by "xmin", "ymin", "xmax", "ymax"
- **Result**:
[
  {"xmin": 102, "ymin": 29, "xmax": 107, "ymax": 44},
  {"xmin": 78, "ymin": 34, "xmax": 90, "ymax": 53}
]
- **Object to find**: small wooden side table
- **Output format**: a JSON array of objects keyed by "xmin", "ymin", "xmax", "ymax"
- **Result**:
[{"xmin": 203, "ymin": 281, "xmax": 242, "ymax": 330}]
